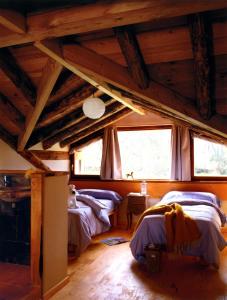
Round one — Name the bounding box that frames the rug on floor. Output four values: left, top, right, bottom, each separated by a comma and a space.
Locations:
101, 237, 129, 246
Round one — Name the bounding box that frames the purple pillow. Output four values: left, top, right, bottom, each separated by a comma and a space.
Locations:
77, 189, 122, 203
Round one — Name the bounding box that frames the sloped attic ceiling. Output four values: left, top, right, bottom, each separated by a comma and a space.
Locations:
0, 0, 226, 164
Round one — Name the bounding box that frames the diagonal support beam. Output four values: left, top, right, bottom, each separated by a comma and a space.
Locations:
114, 25, 149, 89
0, 48, 36, 106
189, 13, 214, 120
18, 58, 63, 150
62, 43, 227, 140
34, 40, 145, 115
18, 151, 51, 171
0, 9, 26, 34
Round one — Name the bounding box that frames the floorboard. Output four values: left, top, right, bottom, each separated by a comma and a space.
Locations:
50, 230, 227, 300
0, 263, 40, 300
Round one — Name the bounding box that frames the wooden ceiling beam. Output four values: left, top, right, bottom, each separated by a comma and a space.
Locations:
37, 83, 96, 129
1, 1, 227, 48
18, 151, 51, 171
0, 9, 26, 34
49, 72, 85, 103
0, 92, 25, 132
42, 101, 124, 149
0, 125, 17, 149
34, 40, 144, 115
30, 150, 69, 160
27, 97, 113, 148
63, 43, 227, 140
114, 25, 149, 89
27, 108, 84, 149
0, 48, 36, 106
18, 58, 63, 151
189, 13, 214, 120
70, 129, 104, 152
60, 107, 131, 147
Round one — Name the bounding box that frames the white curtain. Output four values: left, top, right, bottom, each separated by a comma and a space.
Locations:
171, 125, 191, 181
100, 126, 122, 180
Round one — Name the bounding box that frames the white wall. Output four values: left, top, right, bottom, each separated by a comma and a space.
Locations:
30, 142, 69, 172
0, 140, 33, 170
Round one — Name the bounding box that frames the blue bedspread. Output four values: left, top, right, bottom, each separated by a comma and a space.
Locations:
130, 191, 226, 268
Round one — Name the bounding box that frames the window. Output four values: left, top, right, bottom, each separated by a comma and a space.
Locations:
118, 128, 172, 179
193, 136, 227, 178
73, 139, 102, 175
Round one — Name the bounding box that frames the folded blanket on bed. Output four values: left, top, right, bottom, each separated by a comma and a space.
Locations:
134, 203, 201, 252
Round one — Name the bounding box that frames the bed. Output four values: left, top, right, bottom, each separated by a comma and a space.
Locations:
130, 191, 227, 268
68, 189, 122, 257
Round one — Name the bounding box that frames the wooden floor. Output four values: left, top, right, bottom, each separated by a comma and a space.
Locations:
0, 263, 40, 300
51, 230, 227, 300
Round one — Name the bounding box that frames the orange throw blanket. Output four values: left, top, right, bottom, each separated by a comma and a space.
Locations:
134, 203, 201, 252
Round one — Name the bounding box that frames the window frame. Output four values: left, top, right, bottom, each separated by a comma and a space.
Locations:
70, 139, 102, 180
117, 125, 172, 180
191, 134, 227, 181
70, 125, 173, 181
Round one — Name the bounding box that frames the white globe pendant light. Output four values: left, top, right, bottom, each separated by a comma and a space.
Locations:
82, 97, 105, 119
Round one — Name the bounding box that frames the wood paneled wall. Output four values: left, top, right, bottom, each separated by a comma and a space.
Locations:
72, 180, 227, 200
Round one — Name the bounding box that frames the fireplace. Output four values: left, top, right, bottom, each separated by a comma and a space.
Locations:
0, 197, 30, 265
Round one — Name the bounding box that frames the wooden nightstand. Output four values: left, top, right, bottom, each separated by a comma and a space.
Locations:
127, 193, 149, 229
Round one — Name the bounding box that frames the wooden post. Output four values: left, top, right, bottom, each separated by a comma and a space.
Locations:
30, 173, 43, 287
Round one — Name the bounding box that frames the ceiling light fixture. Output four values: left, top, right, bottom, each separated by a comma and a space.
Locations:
82, 97, 105, 119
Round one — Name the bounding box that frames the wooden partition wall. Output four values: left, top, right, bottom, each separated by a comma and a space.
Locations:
72, 179, 227, 201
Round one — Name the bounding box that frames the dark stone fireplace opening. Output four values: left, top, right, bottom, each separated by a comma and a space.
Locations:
0, 197, 30, 265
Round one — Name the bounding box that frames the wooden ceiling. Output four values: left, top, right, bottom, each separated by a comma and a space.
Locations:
0, 1, 226, 166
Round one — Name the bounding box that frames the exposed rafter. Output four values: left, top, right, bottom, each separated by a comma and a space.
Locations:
34, 40, 144, 115
18, 58, 63, 151
27, 97, 113, 149
60, 107, 131, 147
189, 13, 214, 120
49, 72, 85, 103
37, 83, 96, 129
0, 48, 36, 106
42, 101, 124, 149
0, 124, 17, 149
114, 25, 149, 89
63, 43, 227, 139
0, 1, 227, 48
70, 129, 104, 152
0, 92, 25, 133
0, 9, 26, 34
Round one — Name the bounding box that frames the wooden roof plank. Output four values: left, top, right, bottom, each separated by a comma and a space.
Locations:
1, 1, 227, 48
18, 58, 63, 150
0, 125, 17, 149
0, 92, 25, 132
0, 48, 36, 106
63, 43, 227, 140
